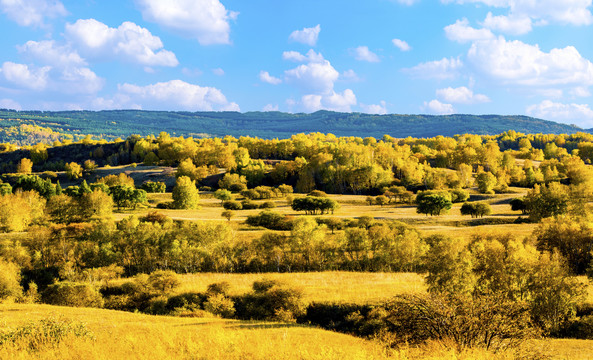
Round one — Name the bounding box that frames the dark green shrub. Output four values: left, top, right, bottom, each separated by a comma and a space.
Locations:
241, 279, 305, 322
141, 181, 166, 193
259, 201, 276, 209
241, 199, 258, 210
42, 281, 104, 308
223, 200, 242, 210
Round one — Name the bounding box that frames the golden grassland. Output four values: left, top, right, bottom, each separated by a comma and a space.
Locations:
115, 185, 535, 241
1, 304, 592, 360
175, 271, 427, 305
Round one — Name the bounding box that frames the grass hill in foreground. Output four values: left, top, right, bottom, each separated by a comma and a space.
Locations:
0, 109, 583, 145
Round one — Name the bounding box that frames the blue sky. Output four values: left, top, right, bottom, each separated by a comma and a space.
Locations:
1, 0, 593, 128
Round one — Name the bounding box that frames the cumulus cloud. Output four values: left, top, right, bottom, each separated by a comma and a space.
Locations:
259, 71, 282, 85
424, 99, 455, 115
482, 12, 532, 35
100, 80, 240, 111
212, 68, 225, 76
263, 104, 279, 111
65, 19, 178, 67
281, 50, 356, 112
526, 100, 593, 127
0, 98, 22, 110
444, 18, 494, 43
135, 0, 237, 45
404, 57, 463, 80
436, 86, 490, 104
392, 39, 411, 51
361, 101, 388, 114
442, 0, 593, 29
18, 40, 85, 68
0, 60, 103, 94
302, 89, 357, 112
341, 69, 361, 82
284, 56, 340, 94
282, 49, 324, 63
0, 0, 67, 28
0, 62, 50, 90
467, 36, 593, 89
289, 24, 321, 46
352, 46, 380, 63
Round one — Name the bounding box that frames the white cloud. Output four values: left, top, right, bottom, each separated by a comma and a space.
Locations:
0, 0, 67, 28
0, 62, 50, 90
285, 57, 340, 94
436, 86, 490, 104
526, 100, 593, 127
289, 24, 321, 46
302, 89, 357, 112
424, 99, 455, 115
353, 46, 380, 63
263, 104, 279, 111
259, 71, 282, 85
392, 39, 411, 51
282, 49, 324, 63
482, 12, 532, 35
572, 87, 592, 97
444, 18, 494, 43
65, 19, 178, 67
341, 69, 361, 82
0, 60, 104, 95
467, 36, 593, 89
442, 0, 593, 27
212, 68, 225, 76
112, 80, 239, 111
135, 0, 237, 45
18, 40, 86, 68
361, 101, 388, 114
404, 57, 464, 80
0, 98, 21, 110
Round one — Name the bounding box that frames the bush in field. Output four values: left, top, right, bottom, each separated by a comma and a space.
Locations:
416, 194, 452, 216
460, 202, 492, 218
241, 279, 305, 322
222, 200, 242, 210
204, 293, 236, 318
141, 181, 166, 193
382, 294, 535, 352
147, 270, 180, 293
0, 260, 22, 300
246, 211, 292, 230
42, 281, 104, 308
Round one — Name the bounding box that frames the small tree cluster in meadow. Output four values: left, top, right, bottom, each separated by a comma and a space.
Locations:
416, 193, 452, 216
141, 181, 166, 193
460, 202, 492, 218
291, 196, 338, 215
172, 176, 200, 209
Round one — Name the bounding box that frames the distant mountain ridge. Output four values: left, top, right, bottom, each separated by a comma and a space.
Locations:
0, 109, 585, 143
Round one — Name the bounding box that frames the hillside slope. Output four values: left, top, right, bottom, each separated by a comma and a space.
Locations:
0, 109, 584, 144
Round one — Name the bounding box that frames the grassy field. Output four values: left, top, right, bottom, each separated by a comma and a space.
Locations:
0, 304, 592, 360
174, 271, 426, 304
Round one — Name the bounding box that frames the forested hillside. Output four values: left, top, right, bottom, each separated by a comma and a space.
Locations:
0, 109, 583, 145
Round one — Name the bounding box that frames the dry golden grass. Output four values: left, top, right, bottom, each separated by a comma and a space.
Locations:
0, 304, 394, 360
175, 271, 427, 304
1, 304, 592, 360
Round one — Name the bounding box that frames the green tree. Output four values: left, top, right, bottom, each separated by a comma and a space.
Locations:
172, 176, 200, 209
416, 194, 452, 216
214, 189, 232, 206
476, 171, 497, 194
65, 162, 83, 180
